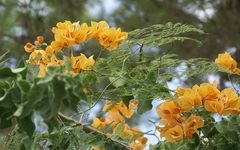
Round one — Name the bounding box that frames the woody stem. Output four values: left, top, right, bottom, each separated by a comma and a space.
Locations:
57, 112, 131, 150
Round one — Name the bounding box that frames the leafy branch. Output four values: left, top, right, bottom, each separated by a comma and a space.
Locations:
57, 112, 131, 150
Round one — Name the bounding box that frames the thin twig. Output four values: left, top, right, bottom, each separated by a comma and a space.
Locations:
79, 76, 122, 114
139, 43, 144, 62
228, 74, 240, 94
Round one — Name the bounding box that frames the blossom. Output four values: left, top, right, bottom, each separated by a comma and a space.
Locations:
204, 100, 224, 114
52, 21, 91, 48
102, 100, 136, 125
159, 125, 183, 142
71, 53, 95, 73
97, 28, 128, 50
156, 100, 182, 119
183, 115, 204, 138
130, 137, 148, 150
90, 21, 109, 38
91, 117, 106, 129
24, 42, 35, 53
215, 52, 237, 71
199, 81, 220, 101
204, 88, 240, 115
35, 35, 44, 45
27, 50, 48, 65
178, 85, 202, 111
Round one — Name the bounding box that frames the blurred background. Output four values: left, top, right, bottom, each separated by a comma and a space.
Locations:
1, 0, 240, 60
1, 0, 240, 148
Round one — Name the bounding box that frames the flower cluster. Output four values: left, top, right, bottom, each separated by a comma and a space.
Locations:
215, 51, 240, 75
24, 21, 128, 76
156, 81, 240, 142
91, 99, 148, 150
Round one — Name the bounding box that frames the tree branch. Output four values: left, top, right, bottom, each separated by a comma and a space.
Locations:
57, 112, 131, 150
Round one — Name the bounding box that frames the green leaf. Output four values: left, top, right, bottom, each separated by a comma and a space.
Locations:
18, 116, 35, 137
0, 112, 12, 129
0, 67, 15, 78
17, 80, 30, 94
13, 105, 24, 117
0, 89, 8, 102
11, 67, 26, 74
48, 77, 66, 119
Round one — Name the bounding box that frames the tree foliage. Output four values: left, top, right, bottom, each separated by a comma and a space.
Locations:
0, 20, 240, 150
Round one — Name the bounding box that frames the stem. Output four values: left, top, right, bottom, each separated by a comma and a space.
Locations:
227, 74, 239, 94
79, 76, 122, 114
57, 112, 131, 150
139, 43, 144, 62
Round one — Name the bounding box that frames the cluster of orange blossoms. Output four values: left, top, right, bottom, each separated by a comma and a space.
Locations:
91, 99, 148, 150
156, 81, 240, 142
215, 51, 240, 75
24, 21, 128, 76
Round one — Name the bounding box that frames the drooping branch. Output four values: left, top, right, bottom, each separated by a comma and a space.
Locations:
57, 112, 131, 150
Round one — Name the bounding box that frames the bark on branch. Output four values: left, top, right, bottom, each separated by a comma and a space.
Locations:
57, 112, 131, 150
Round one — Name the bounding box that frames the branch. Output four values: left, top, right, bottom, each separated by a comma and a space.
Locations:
57, 112, 131, 150
139, 43, 144, 62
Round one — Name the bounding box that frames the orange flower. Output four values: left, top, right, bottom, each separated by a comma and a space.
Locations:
215, 52, 237, 71
218, 88, 240, 115
130, 137, 148, 150
97, 28, 128, 50
116, 101, 134, 118
27, 50, 49, 65
71, 53, 95, 73
102, 100, 135, 125
52, 21, 91, 48
133, 99, 139, 105
91, 117, 106, 129
24, 42, 35, 53
183, 115, 204, 138
175, 87, 191, 97
178, 86, 202, 111
35, 35, 44, 45
204, 100, 224, 114
90, 21, 109, 38
159, 125, 183, 142
156, 100, 181, 119
199, 81, 220, 101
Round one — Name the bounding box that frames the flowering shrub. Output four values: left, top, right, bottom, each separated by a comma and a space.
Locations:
0, 20, 240, 150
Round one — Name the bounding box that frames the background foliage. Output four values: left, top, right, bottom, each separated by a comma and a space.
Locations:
1, 0, 240, 149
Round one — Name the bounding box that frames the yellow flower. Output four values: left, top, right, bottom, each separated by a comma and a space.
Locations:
204, 100, 224, 114
39, 63, 47, 77
183, 115, 204, 138
156, 100, 181, 119
218, 88, 240, 115
27, 50, 49, 65
175, 87, 190, 97
130, 137, 148, 150
159, 125, 183, 143
215, 52, 237, 71
116, 100, 134, 118
199, 81, 220, 101
90, 21, 109, 38
178, 85, 202, 111
102, 100, 135, 125
97, 28, 128, 50
46, 41, 65, 54
48, 54, 64, 66
52, 21, 91, 48
34, 35, 44, 45
71, 53, 95, 73
91, 117, 106, 129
